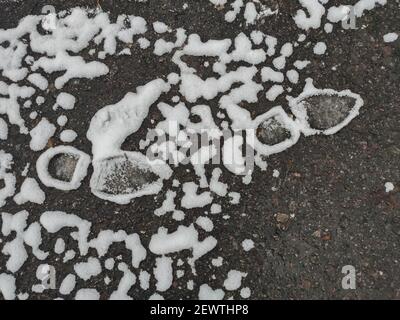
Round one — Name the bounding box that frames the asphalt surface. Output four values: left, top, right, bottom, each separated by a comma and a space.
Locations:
0, 0, 399, 299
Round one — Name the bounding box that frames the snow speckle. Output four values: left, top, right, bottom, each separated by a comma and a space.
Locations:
0, 118, 8, 140
0, 273, 16, 300
223, 270, 247, 291
240, 287, 251, 298
74, 257, 102, 281
383, 32, 398, 43
55, 93, 76, 110
241, 239, 255, 252
29, 118, 56, 151
385, 182, 394, 193
154, 256, 173, 292
313, 42, 327, 55
75, 288, 100, 300
60, 130, 78, 143
198, 284, 225, 300
59, 274, 76, 295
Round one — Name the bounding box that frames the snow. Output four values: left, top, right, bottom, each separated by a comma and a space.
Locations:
36, 146, 91, 191
210, 168, 228, 196
75, 288, 100, 300
385, 182, 394, 193
241, 239, 255, 252
250, 31, 264, 45
105, 258, 115, 270
40, 211, 91, 255
180, 66, 258, 103
327, 1, 387, 24
244, 2, 257, 25
139, 270, 151, 290
1, 211, 30, 272
228, 192, 241, 204
13, 178, 45, 205
265, 35, 277, 56
294, 0, 325, 30
154, 28, 187, 56
63, 249, 76, 263
187, 280, 194, 291
212, 257, 223, 267
154, 256, 173, 292
88, 230, 146, 268
154, 190, 177, 216
353, 0, 387, 18
261, 67, 284, 83
54, 238, 66, 254
60, 129, 78, 143
59, 274, 76, 295
222, 135, 247, 175
314, 42, 327, 55
34, 55, 108, 90
0, 151, 16, 207
223, 270, 247, 291
272, 55, 286, 70
181, 182, 213, 209
23, 222, 47, 261
196, 216, 214, 232
324, 23, 333, 33
0, 118, 9, 140
176, 269, 185, 278
198, 284, 225, 300
21, 163, 30, 177
29, 118, 56, 151
281, 42, 293, 57
0, 86, 34, 136
36, 96, 45, 105
266, 84, 284, 101
383, 33, 398, 43
138, 37, 150, 49
27, 73, 48, 91
209, 0, 227, 6
57, 115, 68, 127
231, 33, 266, 65
109, 263, 136, 300
87, 77, 172, 203
29, 112, 37, 120
153, 21, 169, 34
55, 93, 76, 110
286, 69, 299, 84
210, 203, 222, 215
89, 151, 171, 204
118, 48, 131, 56
327, 5, 353, 23
294, 60, 311, 70
225, 0, 244, 23
74, 257, 102, 281
172, 211, 185, 221
149, 293, 164, 300
0, 273, 16, 300
149, 224, 217, 264
240, 287, 251, 298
